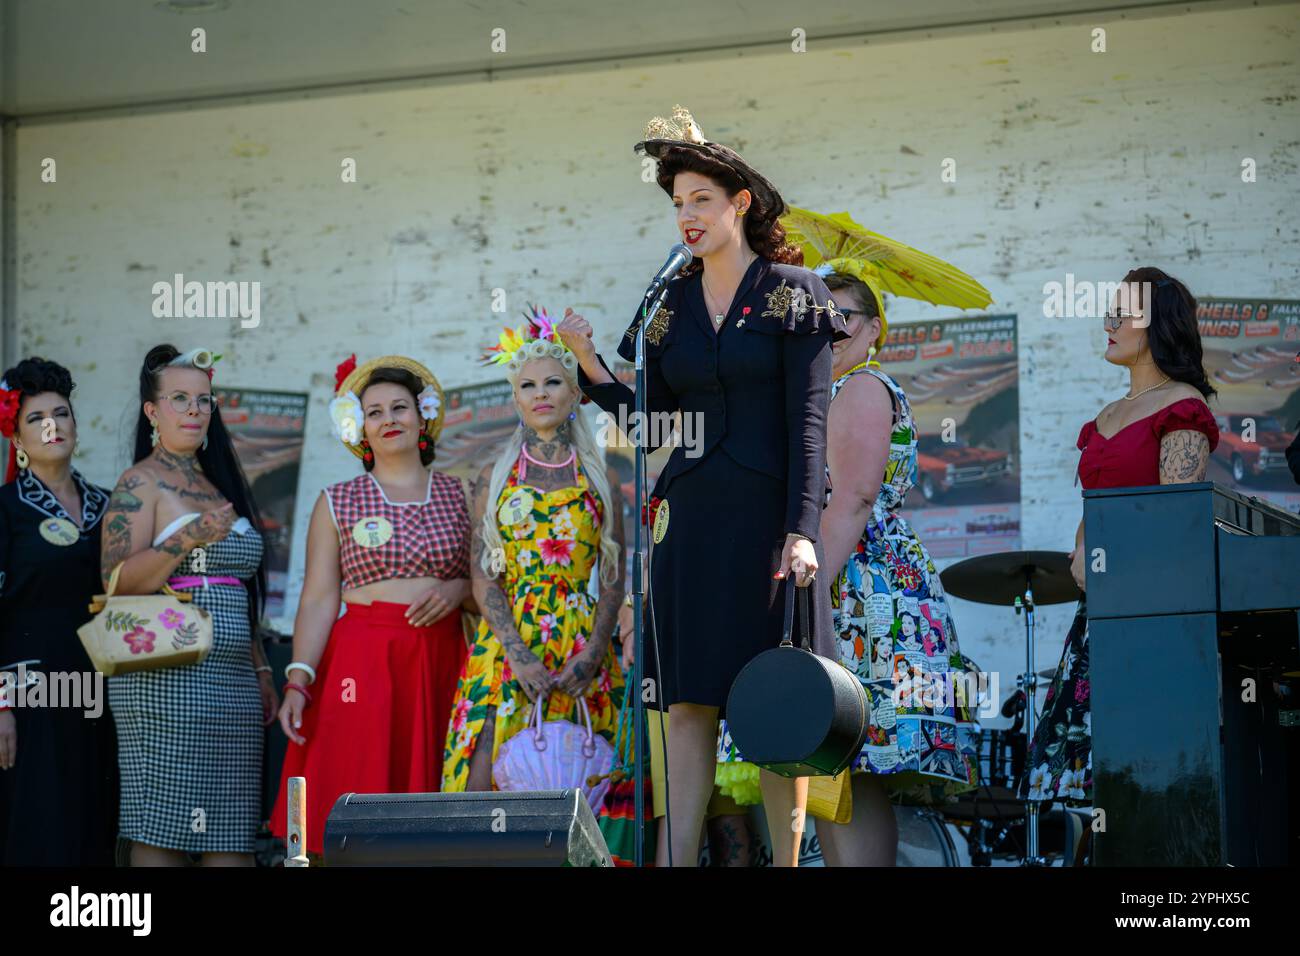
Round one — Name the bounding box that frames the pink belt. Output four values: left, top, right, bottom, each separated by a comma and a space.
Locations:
168, 575, 242, 589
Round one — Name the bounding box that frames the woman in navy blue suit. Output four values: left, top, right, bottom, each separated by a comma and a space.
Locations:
558, 106, 847, 866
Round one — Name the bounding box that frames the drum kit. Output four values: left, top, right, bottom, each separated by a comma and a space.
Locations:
933, 549, 1084, 867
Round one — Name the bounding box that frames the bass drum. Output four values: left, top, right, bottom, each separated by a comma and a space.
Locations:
895, 806, 961, 867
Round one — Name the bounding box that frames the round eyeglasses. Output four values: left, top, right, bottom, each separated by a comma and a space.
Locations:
159, 391, 219, 415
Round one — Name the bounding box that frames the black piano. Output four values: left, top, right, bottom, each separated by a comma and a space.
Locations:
1084, 482, 1300, 866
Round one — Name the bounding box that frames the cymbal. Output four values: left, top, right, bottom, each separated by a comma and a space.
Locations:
940, 550, 1081, 606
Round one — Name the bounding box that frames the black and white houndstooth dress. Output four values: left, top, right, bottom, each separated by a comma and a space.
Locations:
108, 522, 264, 854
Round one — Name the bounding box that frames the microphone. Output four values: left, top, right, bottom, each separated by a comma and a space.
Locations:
642, 243, 693, 301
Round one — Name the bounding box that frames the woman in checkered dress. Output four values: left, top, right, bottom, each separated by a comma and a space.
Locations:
270, 356, 473, 857
101, 345, 275, 865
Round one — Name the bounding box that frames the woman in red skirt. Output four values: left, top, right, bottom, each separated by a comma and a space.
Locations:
271, 354, 474, 856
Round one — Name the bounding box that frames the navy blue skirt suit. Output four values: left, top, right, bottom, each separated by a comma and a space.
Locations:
579, 257, 850, 715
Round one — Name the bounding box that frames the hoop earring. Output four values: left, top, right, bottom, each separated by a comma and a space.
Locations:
150, 421, 160, 447
15, 447, 29, 469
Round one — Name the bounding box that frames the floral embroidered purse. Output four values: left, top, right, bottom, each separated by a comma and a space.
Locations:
76, 563, 213, 676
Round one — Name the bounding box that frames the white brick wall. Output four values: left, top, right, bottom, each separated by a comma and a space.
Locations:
13, 4, 1299, 711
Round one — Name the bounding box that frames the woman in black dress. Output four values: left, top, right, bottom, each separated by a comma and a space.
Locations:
0, 357, 117, 865
558, 106, 848, 866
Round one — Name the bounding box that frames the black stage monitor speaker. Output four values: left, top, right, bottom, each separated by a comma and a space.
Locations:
322, 789, 613, 866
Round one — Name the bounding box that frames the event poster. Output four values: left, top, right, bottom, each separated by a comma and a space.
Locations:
436, 380, 521, 481
876, 314, 1022, 558
215, 388, 309, 619
1196, 296, 1300, 516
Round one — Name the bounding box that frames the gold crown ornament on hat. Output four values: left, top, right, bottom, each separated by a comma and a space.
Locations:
643, 105, 709, 146
637, 105, 788, 216
329, 354, 445, 460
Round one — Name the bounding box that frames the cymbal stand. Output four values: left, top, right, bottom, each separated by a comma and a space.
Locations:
1014, 574, 1047, 866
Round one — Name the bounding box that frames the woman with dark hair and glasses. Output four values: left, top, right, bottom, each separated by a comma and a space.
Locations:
1023, 268, 1218, 805
101, 344, 273, 866
558, 106, 849, 866
0, 357, 117, 865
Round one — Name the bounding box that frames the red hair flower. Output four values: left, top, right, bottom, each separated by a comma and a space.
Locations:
334, 354, 357, 392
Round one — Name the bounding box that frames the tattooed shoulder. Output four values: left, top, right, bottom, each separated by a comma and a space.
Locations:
1159, 429, 1210, 484
102, 469, 153, 585
107, 472, 149, 513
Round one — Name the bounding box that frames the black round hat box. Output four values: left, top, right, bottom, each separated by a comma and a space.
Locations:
725, 582, 869, 777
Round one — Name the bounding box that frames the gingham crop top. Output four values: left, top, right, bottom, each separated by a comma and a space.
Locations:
324, 471, 472, 592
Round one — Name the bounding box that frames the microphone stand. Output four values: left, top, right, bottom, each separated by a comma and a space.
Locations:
632, 284, 670, 867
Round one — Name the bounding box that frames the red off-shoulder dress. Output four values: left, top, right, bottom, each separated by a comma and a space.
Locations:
1075, 397, 1219, 490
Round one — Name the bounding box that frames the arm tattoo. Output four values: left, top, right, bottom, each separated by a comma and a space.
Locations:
107, 475, 145, 513
153, 536, 185, 557
584, 482, 627, 660
1159, 430, 1209, 483
102, 513, 135, 586
469, 466, 534, 666
102, 472, 145, 586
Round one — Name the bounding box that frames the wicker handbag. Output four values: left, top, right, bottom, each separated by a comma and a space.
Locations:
76, 564, 213, 676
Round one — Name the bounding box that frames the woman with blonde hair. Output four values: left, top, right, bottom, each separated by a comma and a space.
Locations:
442, 308, 625, 793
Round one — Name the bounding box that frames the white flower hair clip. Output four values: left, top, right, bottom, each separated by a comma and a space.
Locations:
170, 348, 219, 370
416, 384, 441, 421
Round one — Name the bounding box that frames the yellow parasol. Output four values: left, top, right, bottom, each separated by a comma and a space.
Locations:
781, 206, 994, 320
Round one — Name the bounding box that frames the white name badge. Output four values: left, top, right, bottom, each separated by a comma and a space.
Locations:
497, 489, 535, 527
40, 517, 80, 547
351, 516, 394, 549
652, 499, 670, 544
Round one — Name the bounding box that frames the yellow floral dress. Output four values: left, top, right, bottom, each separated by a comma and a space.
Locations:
441, 461, 623, 792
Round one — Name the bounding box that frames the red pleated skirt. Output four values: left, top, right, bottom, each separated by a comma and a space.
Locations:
270, 601, 467, 855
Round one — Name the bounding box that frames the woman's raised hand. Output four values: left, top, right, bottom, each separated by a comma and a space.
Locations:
556, 309, 596, 363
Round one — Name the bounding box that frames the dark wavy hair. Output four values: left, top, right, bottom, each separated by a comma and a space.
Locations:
135, 344, 267, 634
1121, 267, 1216, 400
652, 146, 801, 274
3, 356, 75, 408
359, 366, 436, 471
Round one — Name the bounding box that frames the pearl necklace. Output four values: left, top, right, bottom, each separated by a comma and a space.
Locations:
1122, 375, 1170, 401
